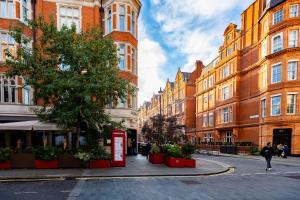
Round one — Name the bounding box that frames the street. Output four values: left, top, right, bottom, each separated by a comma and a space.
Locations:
1, 155, 300, 200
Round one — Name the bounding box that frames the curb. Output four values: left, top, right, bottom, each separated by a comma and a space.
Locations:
0, 167, 234, 183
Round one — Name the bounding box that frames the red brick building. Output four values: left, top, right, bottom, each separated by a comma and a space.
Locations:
0, 0, 141, 150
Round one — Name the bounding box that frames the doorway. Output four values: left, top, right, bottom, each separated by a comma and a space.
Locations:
127, 129, 137, 156
273, 129, 292, 155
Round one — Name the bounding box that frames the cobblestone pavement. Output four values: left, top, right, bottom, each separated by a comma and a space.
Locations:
1, 155, 300, 200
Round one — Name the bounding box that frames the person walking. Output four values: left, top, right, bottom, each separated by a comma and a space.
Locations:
282, 145, 288, 158
277, 143, 283, 157
261, 142, 274, 171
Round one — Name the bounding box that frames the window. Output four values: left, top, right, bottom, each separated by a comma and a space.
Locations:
272, 33, 283, 53
272, 63, 282, 83
203, 113, 207, 127
131, 11, 135, 35
290, 4, 299, 18
208, 76, 214, 87
223, 107, 229, 123
59, 6, 80, 32
227, 48, 232, 56
261, 39, 268, 57
21, 0, 30, 22
262, 67, 268, 88
287, 94, 296, 114
263, 19, 269, 34
118, 44, 125, 70
223, 86, 229, 100
261, 99, 267, 118
107, 8, 112, 33
288, 61, 298, 81
273, 9, 283, 25
209, 112, 214, 127
204, 133, 213, 143
271, 95, 281, 116
0, 0, 15, 18
223, 131, 233, 143
23, 85, 30, 105
0, 32, 15, 61
119, 5, 125, 31
289, 30, 298, 48
117, 97, 126, 108
223, 65, 229, 78
131, 47, 136, 74
0, 77, 17, 103
234, 42, 238, 51
203, 80, 207, 90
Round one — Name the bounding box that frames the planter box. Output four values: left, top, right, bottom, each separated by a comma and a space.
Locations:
35, 160, 59, 169
0, 161, 11, 169
59, 154, 81, 168
165, 157, 185, 168
149, 153, 165, 164
11, 153, 35, 169
184, 159, 196, 168
90, 160, 110, 168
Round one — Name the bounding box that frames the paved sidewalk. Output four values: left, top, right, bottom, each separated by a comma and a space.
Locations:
197, 150, 300, 165
0, 155, 231, 181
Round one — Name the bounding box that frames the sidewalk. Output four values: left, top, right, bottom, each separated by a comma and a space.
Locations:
197, 150, 300, 165
0, 155, 231, 182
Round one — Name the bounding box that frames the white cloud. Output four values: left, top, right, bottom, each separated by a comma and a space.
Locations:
151, 0, 254, 71
138, 21, 167, 106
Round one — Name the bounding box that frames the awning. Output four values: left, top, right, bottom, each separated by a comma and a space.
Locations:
0, 120, 63, 131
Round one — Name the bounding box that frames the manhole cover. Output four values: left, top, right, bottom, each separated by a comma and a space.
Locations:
180, 180, 201, 185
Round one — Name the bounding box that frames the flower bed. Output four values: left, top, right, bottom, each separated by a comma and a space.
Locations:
0, 161, 11, 169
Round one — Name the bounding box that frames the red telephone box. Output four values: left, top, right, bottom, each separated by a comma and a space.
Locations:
111, 129, 126, 167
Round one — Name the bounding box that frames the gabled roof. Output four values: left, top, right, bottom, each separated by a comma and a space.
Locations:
182, 72, 191, 81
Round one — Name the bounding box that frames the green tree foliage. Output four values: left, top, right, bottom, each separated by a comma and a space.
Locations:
3, 18, 134, 147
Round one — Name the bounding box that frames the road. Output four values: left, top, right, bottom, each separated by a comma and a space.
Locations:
1, 155, 300, 200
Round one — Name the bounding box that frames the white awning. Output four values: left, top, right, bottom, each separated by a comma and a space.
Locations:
0, 120, 63, 131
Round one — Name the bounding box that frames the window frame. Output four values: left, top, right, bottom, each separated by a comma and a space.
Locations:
273, 9, 283, 25
119, 4, 126, 32
290, 4, 299, 18
118, 43, 126, 70
0, 0, 15, 19
286, 93, 297, 115
271, 63, 282, 84
289, 29, 298, 48
271, 94, 281, 116
288, 60, 298, 81
58, 5, 81, 33
261, 98, 267, 118
271, 32, 283, 53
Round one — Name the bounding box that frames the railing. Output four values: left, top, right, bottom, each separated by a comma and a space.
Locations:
197, 142, 258, 155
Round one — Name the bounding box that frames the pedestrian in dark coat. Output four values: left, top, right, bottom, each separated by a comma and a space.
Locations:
261, 142, 274, 171
282, 145, 288, 158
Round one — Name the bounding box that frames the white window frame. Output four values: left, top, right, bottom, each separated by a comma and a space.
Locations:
261, 39, 268, 58
131, 11, 136, 36
261, 98, 266, 118
271, 63, 282, 84
271, 95, 281, 116
209, 112, 214, 127
290, 4, 299, 18
288, 60, 298, 81
223, 65, 230, 78
273, 9, 283, 25
118, 43, 126, 70
261, 66, 268, 88
0, 76, 18, 103
106, 7, 112, 34
222, 107, 229, 123
0, 0, 15, 19
289, 30, 298, 48
287, 93, 297, 115
227, 47, 232, 56
0, 31, 16, 61
271, 32, 283, 53
57, 5, 81, 33
203, 113, 207, 127
222, 86, 229, 100
119, 4, 125, 32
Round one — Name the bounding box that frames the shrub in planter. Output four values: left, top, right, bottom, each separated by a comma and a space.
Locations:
33, 147, 60, 169
164, 145, 185, 167
74, 150, 91, 168
89, 146, 111, 168
182, 143, 196, 168
0, 148, 11, 169
149, 144, 164, 164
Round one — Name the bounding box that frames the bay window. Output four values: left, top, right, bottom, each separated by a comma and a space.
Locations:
118, 44, 125, 70
273, 9, 283, 25
119, 5, 125, 31
271, 95, 281, 116
271, 63, 282, 83
287, 94, 296, 114
131, 11, 135, 35
288, 61, 298, 81
272, 33, 283, 53
289, 30, 298, 48
290, 4, 299, 18
107, 8, 112, 33
261, 98, 266, 118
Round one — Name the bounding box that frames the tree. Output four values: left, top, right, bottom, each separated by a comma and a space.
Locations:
165, 116, 184, 144
3, 18, 134, 148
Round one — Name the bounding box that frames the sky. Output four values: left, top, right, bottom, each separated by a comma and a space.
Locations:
138, 0, 255, 106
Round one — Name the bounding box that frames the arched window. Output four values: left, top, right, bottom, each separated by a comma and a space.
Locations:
10, 80, 15, 103
3, 79, 9, 102
1, 77, 17, 103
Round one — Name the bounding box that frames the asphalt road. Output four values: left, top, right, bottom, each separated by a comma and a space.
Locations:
1, 155, 300, 200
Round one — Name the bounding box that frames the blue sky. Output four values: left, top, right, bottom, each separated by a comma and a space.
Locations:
138, 0, 254, 105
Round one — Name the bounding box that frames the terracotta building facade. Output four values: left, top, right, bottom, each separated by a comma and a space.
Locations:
196, 0, 300, 155
138, 67, 200, 143
0, 0, 141, 149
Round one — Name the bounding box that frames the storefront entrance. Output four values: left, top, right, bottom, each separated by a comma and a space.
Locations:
127, 129, 137, 156
273, 129, 292, 155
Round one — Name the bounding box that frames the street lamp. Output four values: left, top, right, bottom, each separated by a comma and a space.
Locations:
158, 87, 163, 116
